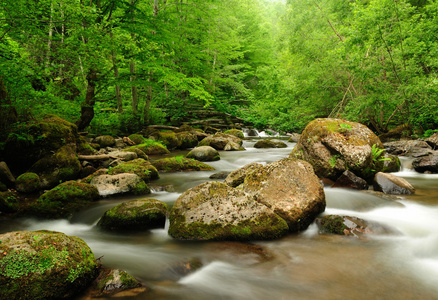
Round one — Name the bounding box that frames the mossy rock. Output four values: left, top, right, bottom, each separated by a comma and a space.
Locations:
97, 199, 168, 231
108, 158, 159, 183
125, 140, 170, 155
151, 156, 215, 172
168, 181, 289, 241
290, 118, 384, 181
186, 146, 220, 162
4, 115, 80, 173
128, 134, 147, 145
0, 230, 98, 300
149, 131, 180, 150
92, 268, 142, 297
0, 190, 19, 213
254, 139, 287, 149
29, 181, 100, 218
94, 135, 116, 148
90, 173, 151, 196
198, 133, 243, 150
223, 129, 244, 139
15, 172, 41, 194
76, 135, 96, 155
382, 154, 401, 173
0, 182, 7, 192
29, 145, 81, 189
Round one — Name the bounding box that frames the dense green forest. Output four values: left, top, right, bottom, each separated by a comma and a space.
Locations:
1, 0, 437, 137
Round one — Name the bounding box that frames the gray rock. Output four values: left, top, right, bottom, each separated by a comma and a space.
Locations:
107, 150, 138, 161
90, 173, 150, 196
186, 146, 220, 161
332, 170, 368, 190
425, 132, 438, 150
373, 172, 415, 195
224, 162, 263, 188
384, 140, 432, 157
0, 161, 15, 187
412, 153, 438, 173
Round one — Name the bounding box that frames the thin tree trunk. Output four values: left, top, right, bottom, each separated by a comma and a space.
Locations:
110, 31, 123, 113
76, 68, 97, 131
130, 0, 139, 114
45, 1, 54, 71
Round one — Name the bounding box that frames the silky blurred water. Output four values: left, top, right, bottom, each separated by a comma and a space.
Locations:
2, 139, 438, 300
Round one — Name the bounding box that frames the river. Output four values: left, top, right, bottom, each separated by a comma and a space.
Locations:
1, 139, 438, 299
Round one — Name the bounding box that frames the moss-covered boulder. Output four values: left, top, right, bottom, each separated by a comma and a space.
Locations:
242, 158, 325, 232
198, 133, 243, 150
128, 133, 147, 145
29, 145, 81, 189
94, 135, 116, 148
176, 131, 199, 149
186, 146, 220, 162
0, 230, 98, 300
224, 162, 263, 188
3, 115, 80, 173
223, 129, 244, 139
30, 181, 99, 218
15, 172, 41, 194
315, 215, 397, 237
91, 268, 142, 297
124, 140, 170, 156
290, 118, 384, 181
152, 156, 215, 172
108, 158, 159, 182
169, 181, 289, 241
382, 154, 401, 173
0, 191, 19, 214
97, 199, 168, 231
90, 174, 150, 196
254, 139, 287, 149
148, 130, 198, 150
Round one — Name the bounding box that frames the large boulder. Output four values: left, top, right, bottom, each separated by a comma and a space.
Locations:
186, 146, 220, 162
168, 181, 289, 241
373, 172, 415, 195
382, 154, 401, 173
224, 162, 263, 188
412, 153, 438, 173
290, 118, 384, 181
0, 161, 15, 188
108, 158, 159, 182
151, 156, 215, 172
223, 129, 244, 139
198, 133, 244, 150
3, 115, 80, 173
0, 230, 98, 300
384, 140, 433, 157
97, 199, 168, 231
242, 158, 325, 232
148, 130, 198, 150
15, 172, 41, 194
90, 174, 150, 196
94, 135, 116, 148
425, 132, 438, 150
124, 141, 170, 156
29, 145, 81, 189
29, 181, 100, 218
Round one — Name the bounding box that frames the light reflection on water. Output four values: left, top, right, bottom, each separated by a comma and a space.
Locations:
2, 139, 438, 299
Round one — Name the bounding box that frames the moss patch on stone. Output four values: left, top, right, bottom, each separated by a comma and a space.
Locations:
15, 172, 41, 194
152, 156, 215, 172
0, 191, 19, 214
125, 140, 170, 155
223, 129, 244, 139
108, 158, 159, 182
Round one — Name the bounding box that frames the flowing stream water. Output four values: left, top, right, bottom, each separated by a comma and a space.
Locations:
1, 140, 438, 299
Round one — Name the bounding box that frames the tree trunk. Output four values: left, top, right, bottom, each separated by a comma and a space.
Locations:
110, 31, 122, 113
76, 68, 97, 131
130, 0, 139, 114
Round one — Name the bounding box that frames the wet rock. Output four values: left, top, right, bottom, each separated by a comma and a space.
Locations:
0, 190, 19, 213
128, 133, 147, 145
108, 158, 159, 182
290, 118, 384, 181
90, 173, 150, 196
0, 230, 98, 300
91, 268, 142, 297
254, 139, 287, 149
288, 133, 301, 143
384, 140, 432, 157
209, 171, 230, 179
412, 153, 438, 173
186, 146, 220, 162
382, 154, 401, 173
224, 162, 263, 188
316, 214, 398, 237
223, 129, 244, 139
0, 161, 15, 187
242, 158, 326, 232
124, 141, 170, 155
97, 199, 167, 231
198, 133, 243, 150
15, 172, 41, 194
332, 170, 368, 190
244, 128, 259, 137
224, 141, 244, 151
159, 258, 203, 281
168, 181, 289, 241
29, 145, 82, 189
29, 181, 100, 218
206, 241, 275, 263
151, 156, 214, 172
94, 135, 116, 148
373, 172, 415, 195
425, 132, 438, 150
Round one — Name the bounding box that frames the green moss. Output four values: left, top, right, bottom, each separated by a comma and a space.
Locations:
128, 134, 147, 145
131, 181, 151, 195
224, 129, 245, 139
30, 181, 99, 218
152, 156, 215, 172
15, 172, 41, 193
317, 215, 347, 234
125, 140, 169, 155
0, 191, 19, 213
108, 158, 159, 182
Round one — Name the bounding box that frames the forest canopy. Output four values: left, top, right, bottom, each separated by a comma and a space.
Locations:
0, 0, 437, 136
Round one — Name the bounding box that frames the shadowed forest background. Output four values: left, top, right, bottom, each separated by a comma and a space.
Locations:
1, 0, 437, 139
